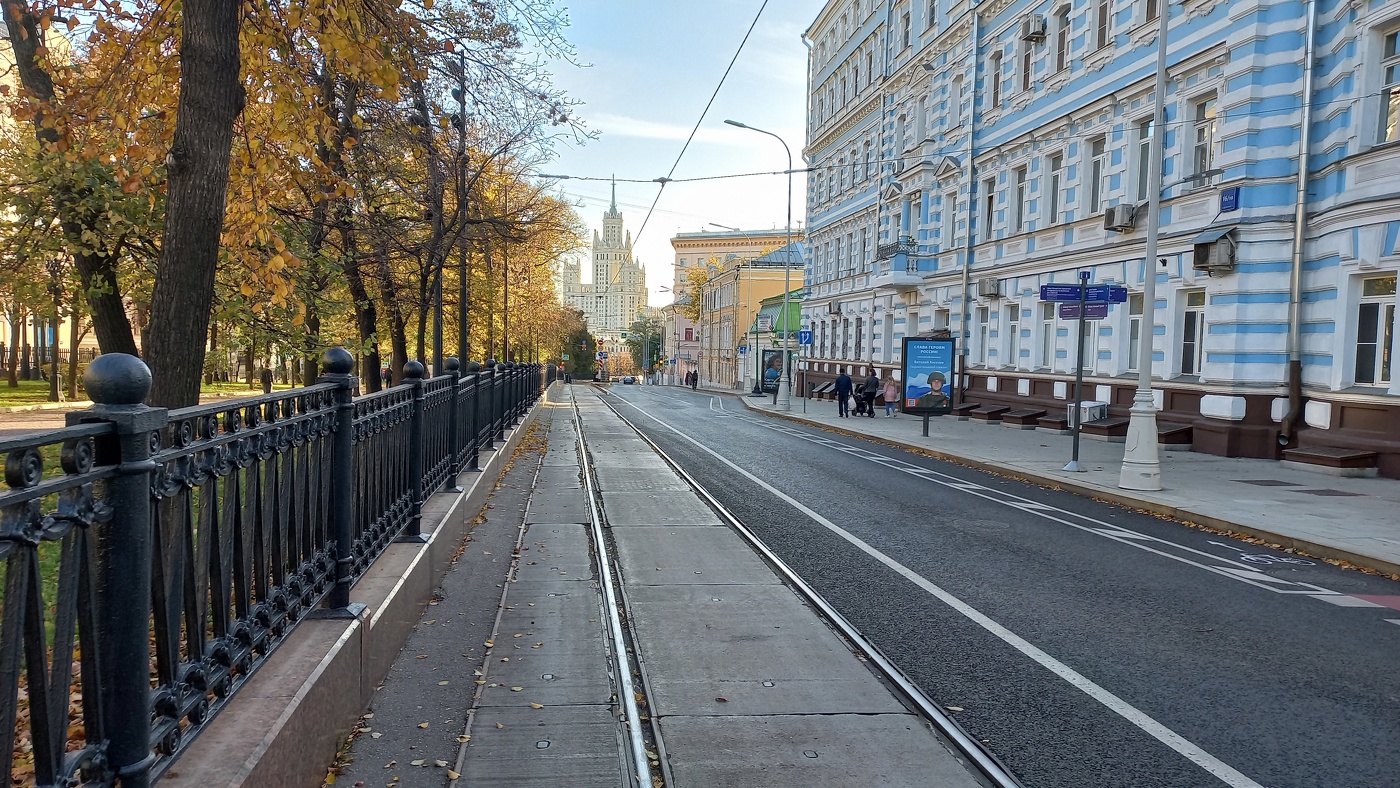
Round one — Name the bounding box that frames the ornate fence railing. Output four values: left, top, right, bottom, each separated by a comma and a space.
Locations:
0, 349, 543, 788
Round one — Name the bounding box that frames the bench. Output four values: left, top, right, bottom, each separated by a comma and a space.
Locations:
1157, 423, 1193, 451
1081, 416, 1130, 442
1036, 415, 1070, 434
969, 405, 1011, 423
951, 403, 978, 421
1001, 408, 1046, 430
1281, 446, 1379, 478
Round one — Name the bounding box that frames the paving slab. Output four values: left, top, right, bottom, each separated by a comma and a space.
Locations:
524, 489, 589, 523
516, 523, 595, 582
589, 452, 670, 469
613, 527, 781, 586
601, 491, 722, 526
460, 704, 627, 788
479, 582, 611, 707
533, 466, 583, 490
592, 466, 689, 492
626, 583, 907, 716
657, 714, 982, 788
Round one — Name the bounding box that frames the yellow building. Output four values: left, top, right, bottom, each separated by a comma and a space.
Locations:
696, 242, 805, 389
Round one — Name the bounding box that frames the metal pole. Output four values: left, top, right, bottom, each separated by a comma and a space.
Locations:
1280, 0, 1319, 448
1065, 271, 1089, 472
402, 360, 428, 542
318, 348, 358, 609
958, 12, 979, 408
1118, 0, 1170, 490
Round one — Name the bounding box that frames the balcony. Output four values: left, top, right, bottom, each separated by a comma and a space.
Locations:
876, 236, 917, 261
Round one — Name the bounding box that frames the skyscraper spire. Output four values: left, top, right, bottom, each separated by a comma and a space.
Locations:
610, 175, 616, 213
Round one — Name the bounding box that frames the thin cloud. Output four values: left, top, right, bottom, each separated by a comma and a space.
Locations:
587, 113, 749, 145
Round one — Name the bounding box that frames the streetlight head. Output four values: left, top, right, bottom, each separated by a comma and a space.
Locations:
723, 119, 747, 129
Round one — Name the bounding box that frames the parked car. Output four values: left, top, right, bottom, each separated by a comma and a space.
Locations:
621, 376, 636, 384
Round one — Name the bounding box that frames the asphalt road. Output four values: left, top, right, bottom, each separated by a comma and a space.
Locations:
597, 384, 1400, 788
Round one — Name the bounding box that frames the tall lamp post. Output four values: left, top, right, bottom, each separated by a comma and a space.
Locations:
724, 119, 794, 411
1118, 0, 1170, 491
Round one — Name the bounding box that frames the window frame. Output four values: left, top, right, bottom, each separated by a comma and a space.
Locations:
1012, 166, 1029, 233
1134, 116, 1154, 202
981, 178, 997, 242
1021, 39, 1036, 92
1088, 136, 1107, 214
1191, 94, 1219, 186
1040, 301, 1057, 369
1180, 290, 1206, 376
1046, 152, 1064, 224
1007, 304, 1022, 368
1355, 275, 1396, 386
1054, 6, 1072, 73
1381, 27, 1400, 143
1127, 293, 1144, 372
943, 190, 958, 250
989, 51, 1003, 107
1096, 0, 1112, 50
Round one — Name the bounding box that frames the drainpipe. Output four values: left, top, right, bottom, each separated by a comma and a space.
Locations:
958, 7, 980, 406
1280, 0, 1318, 447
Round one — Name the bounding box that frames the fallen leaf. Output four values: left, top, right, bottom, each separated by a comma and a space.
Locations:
363, 714, 375, 719
417, 722, 430, 729
529, 703, 543, 709
715, 697, 727, 703
384, 761, 396, 768
946, 706, 964, 712
371, 732, 383, 739
513, 634, 523, 638
416, 655, 429, 660
495, 722, 504, 729
456, 735, 471, 743
438, 681, 449, 686
510, 686, 523, 692
410, 759, 425, 767
435, 760, 448, 767
447, 770, 461, 779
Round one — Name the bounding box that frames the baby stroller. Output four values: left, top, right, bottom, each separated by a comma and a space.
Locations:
852, 385, 871, 417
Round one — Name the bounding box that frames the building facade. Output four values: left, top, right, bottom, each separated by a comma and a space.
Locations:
695, 243, 806, 388
803, 0, 1400, 476
560, 184, 648, 342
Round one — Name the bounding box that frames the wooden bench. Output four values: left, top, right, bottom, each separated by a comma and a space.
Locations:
1157, 422, 1193, 450
1281, 446, 1379, 478
1081, 416, 1130, 442
1036, 415, 1070, 434
951, 403, 978, 421
1001, 408, 1046, 429
969, 405, 1011, 423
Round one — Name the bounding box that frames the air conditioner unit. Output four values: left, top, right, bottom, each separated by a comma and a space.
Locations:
1192, 229, 1236, 274
1068, 401, 1108, 425
1020, 14, 1047, 41
1103, 204, 1136, 232
976, 277, 1002, 298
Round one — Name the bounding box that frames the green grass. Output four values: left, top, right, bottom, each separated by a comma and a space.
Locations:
0, 379, 68, 408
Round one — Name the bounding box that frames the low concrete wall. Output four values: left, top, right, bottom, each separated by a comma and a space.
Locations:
162, 394, 549, 788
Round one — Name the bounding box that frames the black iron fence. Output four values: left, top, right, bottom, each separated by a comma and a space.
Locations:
0, 349, 544, 788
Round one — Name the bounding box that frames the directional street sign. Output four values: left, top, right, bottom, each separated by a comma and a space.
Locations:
1085, 284, 1129, 303
738, 345, 748, 355
797, 329, 814, 346
596, 351, 608, 360
561, 353, 570, 360
1059, 302, 1109, 320
1040, 283, 1085, 302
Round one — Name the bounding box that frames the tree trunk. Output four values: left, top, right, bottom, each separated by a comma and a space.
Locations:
2, 3, 140, 357
6, 310, 19, 387
484, 237, 495, 359
375, 245, 408, 385
144, 0, 245, 407
67, 315, 81, 400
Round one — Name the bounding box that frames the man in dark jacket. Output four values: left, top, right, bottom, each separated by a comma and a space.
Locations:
833, 370, 853, 417
862, 370, 880, 418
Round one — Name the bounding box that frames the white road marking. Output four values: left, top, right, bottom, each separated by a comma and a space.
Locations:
1385, 619, 1400, 627
730, 414, 1349, 602
617, 397, 1267, 788
1312, 595, 1385, 608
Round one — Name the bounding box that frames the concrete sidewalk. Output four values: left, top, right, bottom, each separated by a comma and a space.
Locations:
334, 388, 991, 788
731, 391, 1400, 577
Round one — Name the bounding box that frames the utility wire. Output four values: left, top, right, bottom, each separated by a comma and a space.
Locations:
630, 0, 773, 247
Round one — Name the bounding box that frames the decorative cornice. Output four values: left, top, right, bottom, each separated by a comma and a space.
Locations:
809, 93, 882, 155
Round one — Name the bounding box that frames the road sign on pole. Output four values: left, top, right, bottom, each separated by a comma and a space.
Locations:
738, 345, 748, 355
1059, 302, 1109, 320
1085, 284, 1129, 303
1040, 283, 1086, 302
797, 329, 813, 345
596, 351, 608, 360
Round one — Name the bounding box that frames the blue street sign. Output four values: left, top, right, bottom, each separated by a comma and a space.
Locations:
596, 351, 608, 359
738, 345, 748, 355
1040, 283, 1085, 302
1085, 284, 1129, 303
1059, 302, 1109, 320
797, 329, 813, 345
1220, 186, 1241, 213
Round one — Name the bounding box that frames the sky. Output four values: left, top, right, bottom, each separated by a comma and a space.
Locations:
537, 0, 824, 305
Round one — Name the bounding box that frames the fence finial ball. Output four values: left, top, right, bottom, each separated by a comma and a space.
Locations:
404, 360, 426, 379
445, 357, 461, 372
467, 361, 482, 373
322, 347, 355, 375
84, 353, 152, 405
485, 358, 498, 370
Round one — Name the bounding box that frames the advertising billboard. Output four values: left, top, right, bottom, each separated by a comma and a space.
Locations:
900, 337, 955, 415
759, 349, 793, 393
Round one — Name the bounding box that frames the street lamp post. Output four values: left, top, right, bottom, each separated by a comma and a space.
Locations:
724, 120, 794, 412
1118, 0, 1170, 491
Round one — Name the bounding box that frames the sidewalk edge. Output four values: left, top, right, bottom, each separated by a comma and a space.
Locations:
737, 396, 1400, 579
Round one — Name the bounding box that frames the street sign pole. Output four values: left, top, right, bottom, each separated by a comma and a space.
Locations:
1065, 271, 1091, 473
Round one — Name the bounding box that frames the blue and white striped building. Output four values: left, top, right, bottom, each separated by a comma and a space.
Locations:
801, 0, 1400, 475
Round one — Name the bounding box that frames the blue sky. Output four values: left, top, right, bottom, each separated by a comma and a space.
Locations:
540, 0, 823, 304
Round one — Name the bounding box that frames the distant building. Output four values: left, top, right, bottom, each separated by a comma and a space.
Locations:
561, 181, 648, 342
802, 0, 1400, 476
695, 242, 806, 389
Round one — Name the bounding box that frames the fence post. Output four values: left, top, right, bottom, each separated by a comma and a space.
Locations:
495, 361, 508, 440
467, 360, 483, 465
402, 360, 428, 542
317, 348, 360, 613
504, 361, 517, 426
445, 357, 462, 489
73, 353, 166, 788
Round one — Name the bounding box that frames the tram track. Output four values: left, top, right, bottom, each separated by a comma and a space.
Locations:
582, 385, 1024, 788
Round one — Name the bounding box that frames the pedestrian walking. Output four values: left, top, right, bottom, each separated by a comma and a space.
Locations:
882, 376, 900, 418
862, 370, 880, 418
834, 369, 853, 418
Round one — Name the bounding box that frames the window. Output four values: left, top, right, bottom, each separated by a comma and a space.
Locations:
1040, 301, 1057, 367
1046, 153, 1063, 224
1089, 137, 1106, 213
943, 191, 958, 249
1181, 290, 1206, 375
1144, 0, 1158, 23
1356, 275, 1396, 385
902, 13, 912, 48
1382, 29, 1400, 142
1127, 293, 1144, 372
855, 318, 865, 359
854, 62, 861, 91
840, 77, 848, 103
1012, 166, 1028, 233
977, 306, 991, 364
1135, 117, 1154, 202
1054, 7, 1071, 72
1021, 40, 1035, 91
989, 52, 1003, 107
685, 327, 694, 342
1096, 0, 1112, 49
1080, 319, 1099, 372
1007, 305, 1022, 367
1192, 96, 1218, 182
842, 318, 851, 358
952, 74, 965, 117
982, 178, 997, 241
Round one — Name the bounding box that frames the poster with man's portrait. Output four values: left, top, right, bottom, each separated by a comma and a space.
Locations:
901, 338, 955, 415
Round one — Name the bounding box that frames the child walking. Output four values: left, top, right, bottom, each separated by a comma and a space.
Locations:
882, 376, 900, 417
